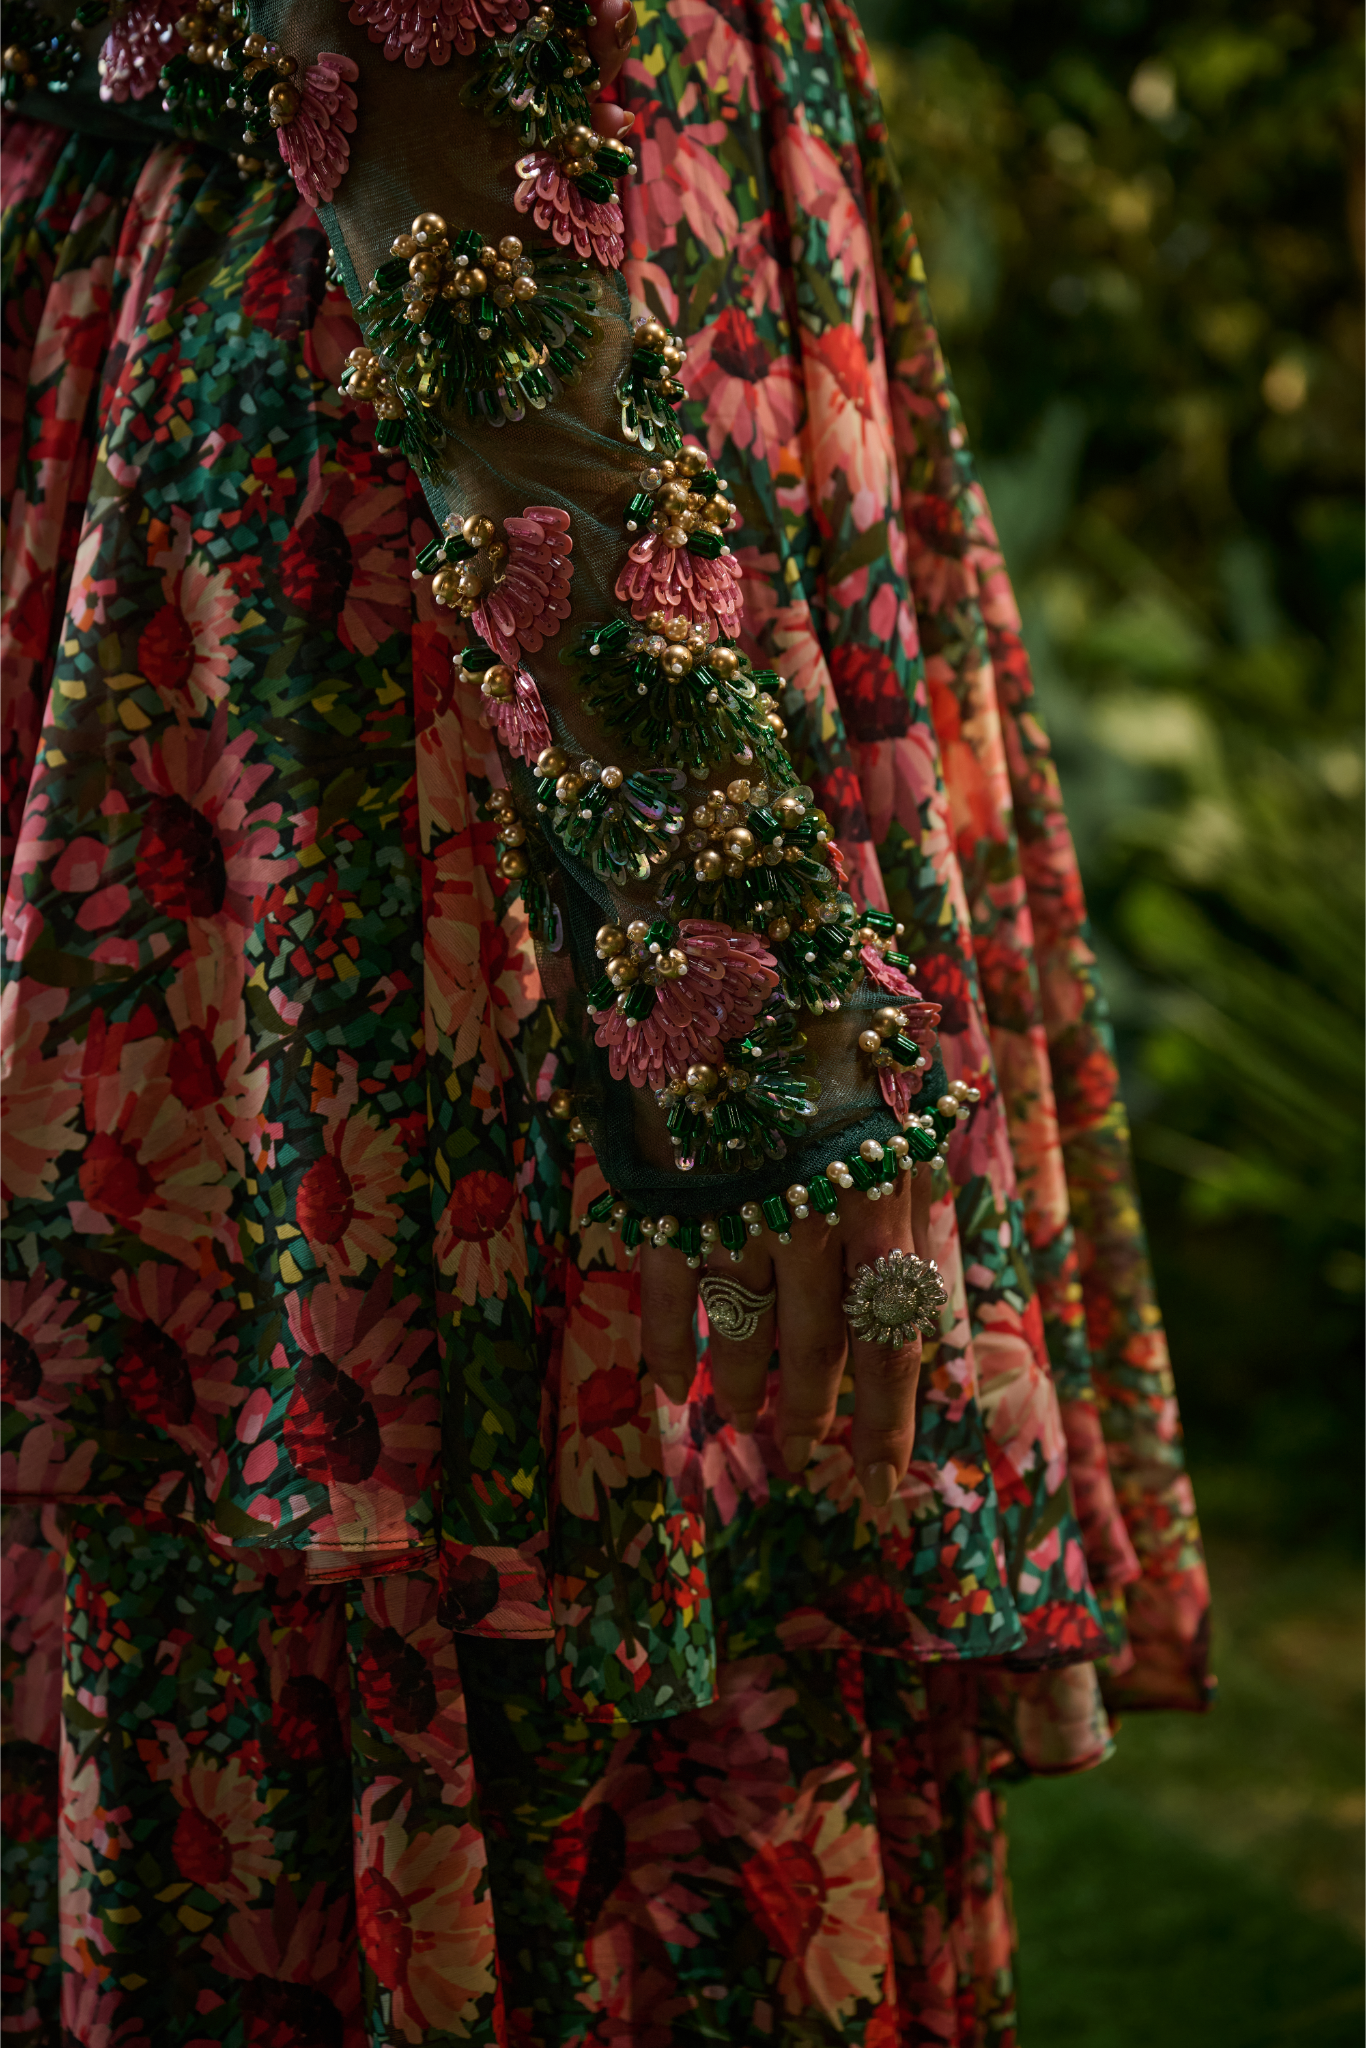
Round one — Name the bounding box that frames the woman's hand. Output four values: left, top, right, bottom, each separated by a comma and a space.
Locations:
586, 0, 638, 138
639, 1163, 936, 1507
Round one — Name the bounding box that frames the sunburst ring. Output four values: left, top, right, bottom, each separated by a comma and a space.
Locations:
842, 1250, 947, 1348
698, 1275, 776, 1343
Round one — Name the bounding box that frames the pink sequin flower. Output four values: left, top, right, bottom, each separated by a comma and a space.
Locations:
860, 943, 915, 998
514, 153, 625, 269
615, 532, 743, 639
346, 0, 527, 65
471, 509, 574, 669
591, 921, 779, 1091
479, 665, 553, 765
275, 53, 359, 211
99, 0, 182, 103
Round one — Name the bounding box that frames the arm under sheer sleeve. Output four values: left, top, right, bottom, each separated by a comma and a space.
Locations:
234, 0, 970, 1254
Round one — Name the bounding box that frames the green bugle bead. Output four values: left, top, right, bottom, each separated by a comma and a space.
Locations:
761, 1193, 792, 1235
717, 1211, 747, 1254
808, 1174, 839, 1213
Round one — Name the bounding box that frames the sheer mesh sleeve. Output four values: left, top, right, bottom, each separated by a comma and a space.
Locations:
221, 0, 974, 1256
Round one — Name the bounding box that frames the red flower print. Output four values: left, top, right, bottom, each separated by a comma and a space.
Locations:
820, 1572, 914, 1651
202, 1877, 360, 2040
109, 1263, 242, 1469
282, 514, 354, 624
116, 1318, 195, 1428
740, 1838, 827, 1958
138, 602, 196, 693
130, 712, 288, 931
829, 644, 912, 743
442, 1169, 514, 1241
545, 1805, 625, 1933
435, 1168, 526, 1306
242, 225, 330, 342
284, 1356, 382, 1484
136, 507, 239, 713
166, 1025, 220, 1110
294, 1103, 406, 1280
135, 790, 228, 921
273, 1278, 437, 1539
297, 1156, 355, 1247
972, 929, 1039, 1035
357, 1624, 439, 1736
78, 1130, 157, 1221
910, 951, 973, 1035
684, 306, 803, 465
0, 981, 83, 1205
168, 1757, 280, 1905
277, 452, 410, 656
238, 1977, 347, 2048
810, 765, 870, 843
577, 1365, 643, 1442
905, 492, 965, 556
354, 1787, 493, 2035
1, 1325, 42, 1402
1050, 1025, 1118, 1135
710, 306, 768, 381
174, 1802, 235, 1888
357, 1866, 411, 1988
436, 1552, 501, 1627
0, 1782, 56, 1844
268, 1674, 348, 1765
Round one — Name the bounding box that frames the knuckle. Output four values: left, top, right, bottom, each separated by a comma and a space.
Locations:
785, 1338, 847, 1383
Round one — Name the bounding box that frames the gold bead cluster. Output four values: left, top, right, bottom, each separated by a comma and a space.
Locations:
629, 447, 736, 549
620, 613, 727, 681
633, 316, 686, 379
547, 1087, 590, 1145
339, 348, 405, 423
523, 1, 593, 74
685, 783, 828, 916
856, 1005, 928, 1074
2, 44, 39, 91
377, 218, 538, 333
485, 785, 528, 880
935, 1078, 981, 1120
175, 0, 252, 73
436, 513, 506, 615
593, 920, 690, 996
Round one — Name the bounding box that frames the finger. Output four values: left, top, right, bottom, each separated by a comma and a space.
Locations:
770, 1220, 849, 1473
842, 1177, 924, 1504
909, 1153, 934, 1259
702, 1239, 775, 1434
586, 0, 637, 93
639, 1246, 699, 1404
848, 1327, 921, 1508
590, 101, 635, 138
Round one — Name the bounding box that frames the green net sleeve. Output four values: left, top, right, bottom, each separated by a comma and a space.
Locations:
187, 0, 976, 1257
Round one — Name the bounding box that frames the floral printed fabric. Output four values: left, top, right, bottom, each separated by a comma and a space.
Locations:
3, 1500, 1031, 2045
1, 0, 1209, 2029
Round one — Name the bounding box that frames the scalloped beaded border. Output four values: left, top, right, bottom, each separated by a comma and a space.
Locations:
557, 1083, 981, 1262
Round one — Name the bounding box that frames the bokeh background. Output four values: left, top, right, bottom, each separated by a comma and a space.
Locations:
855, 0, 1364, 2037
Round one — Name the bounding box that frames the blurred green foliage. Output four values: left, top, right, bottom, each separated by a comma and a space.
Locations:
862, 0, 1364, 1543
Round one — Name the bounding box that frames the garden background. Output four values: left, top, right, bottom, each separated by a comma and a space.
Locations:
856, 0, 1364, 2037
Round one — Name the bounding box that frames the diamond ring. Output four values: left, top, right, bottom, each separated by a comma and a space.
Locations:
698, 1274, 776, 1343
842, 1250, 946, 1347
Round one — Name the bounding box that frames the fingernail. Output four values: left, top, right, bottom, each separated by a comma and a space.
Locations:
657, 1373, 690, 1404
613, 6, 636, 44
612, 108, 635, 130
863, 1462, 896, 1508
782, 1436, 812, 1473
